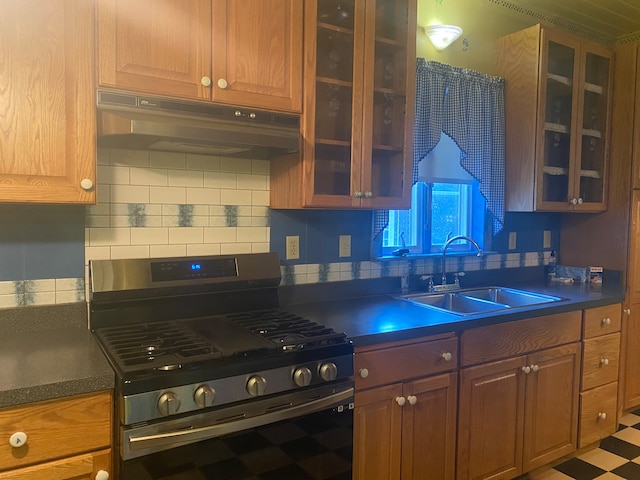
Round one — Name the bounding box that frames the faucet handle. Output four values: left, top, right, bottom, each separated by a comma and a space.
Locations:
420, 275, 435, 292
453, 272, 465, 287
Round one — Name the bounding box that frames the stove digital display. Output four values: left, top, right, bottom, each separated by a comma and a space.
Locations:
151, 258, 237, 281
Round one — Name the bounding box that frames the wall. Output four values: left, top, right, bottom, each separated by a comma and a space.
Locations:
0, 145, 560, 309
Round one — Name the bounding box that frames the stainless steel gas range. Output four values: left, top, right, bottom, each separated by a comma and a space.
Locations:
88, 253, 354, 480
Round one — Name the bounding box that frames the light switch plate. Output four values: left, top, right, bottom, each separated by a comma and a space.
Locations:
508, 232, 517, 250
543, 230, 551, 249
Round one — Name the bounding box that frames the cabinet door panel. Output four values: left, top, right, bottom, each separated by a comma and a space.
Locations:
623, 303, 640, 409
353, 383, 403, 480
458, 357, 526, 480
582, 333, 620, 390
0, 0, 95, 203
402, 373, 457, 480
211, 0, 302, 112
98, 0, 211, 100
523, 343, 580, 472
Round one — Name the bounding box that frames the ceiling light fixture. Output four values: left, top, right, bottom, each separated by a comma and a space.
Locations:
424, 24, 463, 50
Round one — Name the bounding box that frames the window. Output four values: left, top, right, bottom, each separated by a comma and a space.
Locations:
381, 181, 481, 256
380, 132, 488, 257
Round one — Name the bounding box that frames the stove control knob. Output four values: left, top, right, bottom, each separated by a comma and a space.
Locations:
194, 385, 215, 408
247, 375, 267, 397
293, 367, 313, 387
157, 392, 180, 416
319, 362, 338, 382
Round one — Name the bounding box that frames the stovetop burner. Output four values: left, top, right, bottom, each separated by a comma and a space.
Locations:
94, 309, 347, 375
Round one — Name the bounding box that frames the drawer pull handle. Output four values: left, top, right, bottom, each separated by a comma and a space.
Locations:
522, 366, 531, 374
9, 431, 27, 448
530, 364, 539, 373
359, 368, 369, 379
602, 317, 611, 326
598, 412, 607, 420
624, 308, 631, 315
600, 358, 609, 366
95, 471, 110, 480
441, 352, 453, 362
396, 396, 406, 406
407, 395, 417, 405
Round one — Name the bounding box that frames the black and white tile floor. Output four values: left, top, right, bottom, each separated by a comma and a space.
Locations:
531, 410, 640, 480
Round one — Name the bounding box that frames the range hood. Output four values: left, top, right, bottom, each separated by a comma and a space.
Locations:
96, 90, 300, 158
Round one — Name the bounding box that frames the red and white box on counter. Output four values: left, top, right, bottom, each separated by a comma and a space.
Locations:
590, 266, 603, 285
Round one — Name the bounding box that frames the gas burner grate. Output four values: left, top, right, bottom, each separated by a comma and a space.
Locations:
96, 321, 221, 371
227, 310, 346, 349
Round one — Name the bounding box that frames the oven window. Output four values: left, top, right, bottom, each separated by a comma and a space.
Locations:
121, 407, 353, 480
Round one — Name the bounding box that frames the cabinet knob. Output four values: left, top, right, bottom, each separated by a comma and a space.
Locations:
407, 395, 417, 405
364, 191, 373, 198
570, 198, 578, 205
624, 308, 631, 315
577, 197, 584, 205
201, 76, 212, 87
441, 352, 453, 362
600, 358, 609, 366
359, 368, 369, 379
353, 191, 363, 198
80, 178, 94, 191
522, 366, 531, 374
9, 431, 27, 448
95, 470, 110, 480
602, 317, 611, 326
396, 396, 406, 406
217, 78, 228, 89
598, 412, 607, 420
531, 364, 539, 372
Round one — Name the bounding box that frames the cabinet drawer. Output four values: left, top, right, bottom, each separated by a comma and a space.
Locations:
355, 337, 458, 390
0, 449, 111, 480
583, 304, 621, 338
0, 392, 112, 472
579, 382, 618, 448
582, 333, 620, 390
461, 311, 582, 366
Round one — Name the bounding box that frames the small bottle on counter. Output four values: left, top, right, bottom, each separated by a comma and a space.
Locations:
547, 250, 557, 280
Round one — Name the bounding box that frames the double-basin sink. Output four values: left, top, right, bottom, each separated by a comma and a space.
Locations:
399, 286, 564, 316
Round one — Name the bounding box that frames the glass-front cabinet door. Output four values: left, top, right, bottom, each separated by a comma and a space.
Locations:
537, 30, 612, 212
298, 0, 415, 208
576, 46, 611, 210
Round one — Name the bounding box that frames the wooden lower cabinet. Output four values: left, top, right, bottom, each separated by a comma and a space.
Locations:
353, 335, 458, 479
0, 391, 113, 480
457, 343, 580, 480
354, 372, 457, 480
622, 303, 640, 409
0, 449, 111, 480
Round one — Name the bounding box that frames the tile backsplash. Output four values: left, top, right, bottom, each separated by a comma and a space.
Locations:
0, 148, 560, 310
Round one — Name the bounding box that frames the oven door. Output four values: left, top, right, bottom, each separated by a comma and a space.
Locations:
119, 381, 353, 480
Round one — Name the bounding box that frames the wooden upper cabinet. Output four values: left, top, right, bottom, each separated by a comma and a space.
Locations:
497, 24, 613, 213
270, 0, 416, 209
211, 0, 302, 112
98, 0, 302, 113
0, 0, 96, 204
98, 0, 212, 101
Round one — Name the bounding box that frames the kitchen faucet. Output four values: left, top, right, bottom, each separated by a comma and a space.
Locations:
439, 235, 482, 289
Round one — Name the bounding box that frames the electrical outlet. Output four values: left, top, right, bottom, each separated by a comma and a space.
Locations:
543, 230, 551, 249
339, 235, 351, 258
508, 232, 517, 250
285, 235, 299, 260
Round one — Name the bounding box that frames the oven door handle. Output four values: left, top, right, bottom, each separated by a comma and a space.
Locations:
128, 388, 353, 452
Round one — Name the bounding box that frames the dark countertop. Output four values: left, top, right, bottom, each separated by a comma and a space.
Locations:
0, 303, 114, 408
284, 281, 625, 347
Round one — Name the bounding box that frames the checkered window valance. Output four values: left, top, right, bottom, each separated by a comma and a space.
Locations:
374, 59, 506, 238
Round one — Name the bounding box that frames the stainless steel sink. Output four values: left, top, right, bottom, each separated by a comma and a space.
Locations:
398, 287, 563, 316
460, 287, 562, 307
